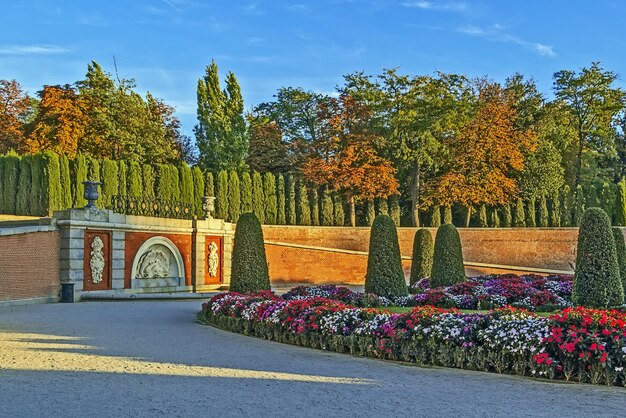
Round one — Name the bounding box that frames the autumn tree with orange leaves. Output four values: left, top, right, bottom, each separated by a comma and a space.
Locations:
0, 80, 30, 153
302, 94, 398, 226
431, 81, 536, 227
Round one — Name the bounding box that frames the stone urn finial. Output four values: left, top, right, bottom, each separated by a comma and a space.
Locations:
202, 196, 216, 220
83, 181, 101, 209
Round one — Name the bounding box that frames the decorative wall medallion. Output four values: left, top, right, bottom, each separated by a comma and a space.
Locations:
208, 241, 219, 277
90, 236, 105, 284
137, 248, 170, 278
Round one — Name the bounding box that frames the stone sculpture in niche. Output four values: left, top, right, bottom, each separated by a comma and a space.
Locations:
90, 236, 105, 284
137, 248, 170, 278
208, 241, 219, 277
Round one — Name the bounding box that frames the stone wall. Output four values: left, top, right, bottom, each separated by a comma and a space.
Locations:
0, 229, 60, 303
262, 226, 584, 285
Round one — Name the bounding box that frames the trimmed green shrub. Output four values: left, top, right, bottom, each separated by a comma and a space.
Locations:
500, 204, 512, 227
205, 171, 215, 197
296, 178, 310, 226
410, 228, 433, 286
192, 166, 205, 218
429, 205, 441, 227
364, 215, 408, 297
538, 194, 549, 227
390, 195, 401, 226
44, 151, 62, 214
276, 173, 286, 225
489, 207, 500, 228
128, 161, 143, 198
525, 197, 536, 228
118, 160, 128, 198
228, 170, 241, 223
320, 187, 333, 226
156, 164, 170, 200
3, 152, 19, 214
478, 204, 488, 227
376, 197, 389, 216
612, 227, 626, 292
101, 159, 118, 207
0, 157, 4, 211
178, 163, 193, 205
252, 171, 265, 224
72, 154, 88, 208
170, 165, 181, 201
240, 171, 252, 213
573, 185, 585, 226
263, 172, 277, 224
573, 208, 624, 307
16, 155, 31, 215
216, 170, 229, 220
59, 155, 72, 210
31, 154, 45, 215
513, 198, 525, 227
143, 164, 156, 198
229, 212, 270, 293
431, 223, 465, 287
333, 193, 344, 226
309, 187, 319, 226
285, 174, 296, 225
561, 185, 572, 227
614, 180, 626, 227
365, 199, 375, 226
549, 190, 561, 227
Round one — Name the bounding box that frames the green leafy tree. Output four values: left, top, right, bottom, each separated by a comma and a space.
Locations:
263, 172, 277, 224
309, 187, 319, 226
252, 171, 265, 223
410, 228, 433, 286
240, 171, 252, 213
276, 173, 286, 225
285, 174, 296, 225
194, 60, 248, 172
192, 166, 205, 218
101, 159, 118, 207
296, 178, 310, 225
390, 195, 401, 226
16, 155, 31, 215
333, 193, 345, 226
142, 164, 156, 198
72, 154, 88, 207
364, 215, 408, 297
128, 161, 143, 198
246, 116, 290, 173
229, 213, 270, 293
513, 198, 525, 227
215, 170, 229, 220
538, 194, 549, 227
431, 223, 466, 287
227, 170, 241, 223
59, 155, 72, 209
320, 187, 333, 226
573, 208, 624, 307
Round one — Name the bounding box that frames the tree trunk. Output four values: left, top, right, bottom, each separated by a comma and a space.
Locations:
411, 161, 420, 227
465, 205, 472, 228
348, 194, 356, 227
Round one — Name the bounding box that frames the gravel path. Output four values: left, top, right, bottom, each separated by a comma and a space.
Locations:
0, 301, 624, 417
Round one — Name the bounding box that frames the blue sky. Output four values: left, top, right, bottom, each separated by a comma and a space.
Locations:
1, 0, 626, 138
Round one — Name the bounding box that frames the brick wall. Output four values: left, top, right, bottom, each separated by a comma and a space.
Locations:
0, 231, 60, 301
263, 226, 584, 285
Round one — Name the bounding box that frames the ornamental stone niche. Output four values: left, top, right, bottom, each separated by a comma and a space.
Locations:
130, 236, 185, 289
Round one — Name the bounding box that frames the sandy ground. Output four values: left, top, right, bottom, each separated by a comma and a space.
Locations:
0, 301, 624, 418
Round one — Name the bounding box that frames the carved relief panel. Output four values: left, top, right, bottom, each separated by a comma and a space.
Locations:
205, 236, 223, 284
83, 230, 112, 291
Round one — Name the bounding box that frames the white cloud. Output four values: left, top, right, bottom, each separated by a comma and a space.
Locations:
455, 24, 556, 57
0, 45, 71, 55
402, 1, 469, 13
532, 43, 556, 57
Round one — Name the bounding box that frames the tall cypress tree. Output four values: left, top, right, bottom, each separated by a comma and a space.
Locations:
561, 185, 572, 227
513, 197, 525, 227
263, 172, 277, 224
600, 182, 615, 223
585, 185, 599, 210
128, 161, 143, 198
118, 160, 128, 199
309, 187, 319, 226
0, 157, 5, 212
205, 171, 215, 197
59, 155, 72, 210
573, 185, 585, 226
285, 174, 296, 225
142, 164, 156, 198
549, 190, 561, 227
333, 193, 345, 226
195, 60, 248, 172
16, 155, 31, 216
276, 173, 286, 225
72, 154, 88, 208
3, 152, 19, 215
538, 194, 549, 227
252, 171, 265, 223
429, 205, 441, 227
44, 151, 62, 214
178, 163, 193, 204
442, 205, 452, 225
376, 197, 389, 216
101, 159, 119, 207
478, 204, 488, 227
365, 199, 375, 226
320, 187, 333, 226
156, 164, 171, 201
215, 170, 229, 220
170, 165, 181, 201
31, 153, 46, 216
500, 204, 512, 227
489, 207, 500, 228
192, 166, 205, 218
240, 171, 252, 213
228, 170, 241, 223
525, 197, 536, 227
296, 178, 310, 225
614, 180, 626, 227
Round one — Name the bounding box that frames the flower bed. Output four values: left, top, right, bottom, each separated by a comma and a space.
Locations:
199, 290, 626, 387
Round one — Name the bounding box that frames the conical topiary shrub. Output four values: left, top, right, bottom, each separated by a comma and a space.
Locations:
410, 228, 433, 286
431, 223, 465, 287
364, 215, 408, 298
573, 208, 624, 308
230, 212, 270, 293
612, 227, 626, 292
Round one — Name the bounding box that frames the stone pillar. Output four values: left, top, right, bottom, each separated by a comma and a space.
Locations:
111, 230, 125, 289
59, 226, 85, 301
